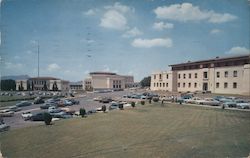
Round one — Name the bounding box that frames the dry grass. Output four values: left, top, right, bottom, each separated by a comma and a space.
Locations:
0, 103, 250, 158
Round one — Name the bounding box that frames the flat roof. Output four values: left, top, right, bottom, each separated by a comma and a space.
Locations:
169, 54, 250, 67
29, 77, 59, 80
89, 72, 117, 75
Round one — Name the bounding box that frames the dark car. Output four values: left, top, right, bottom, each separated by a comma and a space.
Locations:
34, 97, 45, 104
16, 101, 32, 107
40, 103, 56, 109
100, 97, 112, 103
30, 113, 44, 121
68, 99, 80, 105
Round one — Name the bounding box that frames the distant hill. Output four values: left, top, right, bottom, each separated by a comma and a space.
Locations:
1, 75, 30, 80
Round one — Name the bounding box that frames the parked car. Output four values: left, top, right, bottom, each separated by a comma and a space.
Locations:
15, 101, 32, 107
100, 97, 112, 103
64, 99, 73, 106
0, 109, 14, 117
30, 113, 44, 121
0, 122, 10, 132
40, 103, 56, 109
223, 102, 237, 108
48, 106, 61, 113
93, 96, 102, 101
21, 112, 33, 120
109, 103, 119, 110
213, 96, 225, 101
184, 97, 202, 104
68, 99, 80, 105
95, 107, 103, 112
34, 97, 45, 104
219, 98, 233, 103
196, 98, 220, 106
8, 105, 22, 112
236, 103, 250, 109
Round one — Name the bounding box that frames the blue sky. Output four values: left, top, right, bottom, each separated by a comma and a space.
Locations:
0, 0, 249, 82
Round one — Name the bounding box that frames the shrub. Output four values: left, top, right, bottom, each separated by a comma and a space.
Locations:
79, 108, 86, 117
102, 105, 106, 112
149, 99, 152, 104
119, 104, 124, 110
153, 97, 159, 102
131, 102, 135, 108
141, 100, 145, 105
44, 112, 52, 125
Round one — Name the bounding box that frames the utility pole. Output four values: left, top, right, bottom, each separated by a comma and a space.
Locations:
37, 41, 40, 78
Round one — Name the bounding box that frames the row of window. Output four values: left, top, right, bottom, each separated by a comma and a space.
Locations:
33, 80, 47, 85
154, 74, 169, 80
216, 82, 237, 88
178, 73, 198, 79
113, 85, 121, 88
216, 71, 237, 78
153, 82, 169, 88
178, 82, 198, 88
113, 80, 122, 84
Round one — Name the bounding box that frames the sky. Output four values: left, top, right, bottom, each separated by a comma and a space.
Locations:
0, 0, 249, 82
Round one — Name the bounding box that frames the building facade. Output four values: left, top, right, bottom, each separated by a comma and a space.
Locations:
69, 82, 83, 91
16, 77, 70, 91
83, 72, 134, 91
151, 55, 250, 96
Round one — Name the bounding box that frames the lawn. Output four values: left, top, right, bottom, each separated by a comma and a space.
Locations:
0, 103, 250, 158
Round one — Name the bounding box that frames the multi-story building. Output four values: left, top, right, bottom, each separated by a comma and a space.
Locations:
151, 55, 250, 95
83, 72, 134, 91
69, 81, 83, 91
16, 77, 70, 91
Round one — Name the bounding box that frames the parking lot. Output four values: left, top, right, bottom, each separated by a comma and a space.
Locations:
1, 89, 250, 130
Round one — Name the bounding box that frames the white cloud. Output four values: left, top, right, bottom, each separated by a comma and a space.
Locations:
100, 10, 128, 30
47, 63, 61, 72
84, 9, 96, 16
122, 27, 143, 38
104, 2, 134, 14
132, 38, 173, 48
154, 3, 237, 23
225, 47, 250, 55
210, 29, 221, 34
5, 62, 23, 69
153, 22, 174, 30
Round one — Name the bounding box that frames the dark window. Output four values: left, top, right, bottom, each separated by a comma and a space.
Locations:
163, 83, 165, 87
203, 72, 208, 78
189, 73, 191, 79
160, 83, 162, 87
188, 83, 191, 87
183, 83, 185, 88
233, 82, 237, 88
233, 71, 237, 77
166, 83, 168, 87
195, 73, 197, 78
166, 74, 168, 79
159, 74, 162, 80
216, 82, 219, 88
216, 72, 220, 78
178, 74, 181, 79
194, 83, 197, 88
183, 74, 186, 79
157, 83, 159, 87
224, 82, 228, 88
224, 71, 228, 78
178, 83, 180, 87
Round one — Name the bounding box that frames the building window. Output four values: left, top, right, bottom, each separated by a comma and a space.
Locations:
163, 83, 165, 87
233, 82, 237, 88
178, 74, 181, 79
154, 83, 155, 87
159, 74, 162, 80
195, 73, 197, 78
233, 71, 237, 77
189, 73, 191, 79
188, 83, 191, 88
216, 72, 220, 78
183, 74, 186, 79
216, 82, 219, 88
166, 83, 168, 87
178, 83, 180, 87
113, 85, 115, 88
119, 85, 121, 88
224, 82, 228, 88
224, 71, 228, 78
203, 72, 208, 79
160, 83, 162, 87
166, 74, 168, 79
194, 83, 197, 88
154, 75, 156, 79
183, 83, 185, 88
157, 83, 159, 87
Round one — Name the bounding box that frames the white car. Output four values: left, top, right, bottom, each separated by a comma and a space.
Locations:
123, 103, 131, 108
0, 109, 14, 117
196, 98, 220, 106
21, 112, 33, 120
184, 97, 202, 104
236, 103, 250, 109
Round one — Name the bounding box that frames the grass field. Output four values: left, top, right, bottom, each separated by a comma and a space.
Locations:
0, 103, 250, 158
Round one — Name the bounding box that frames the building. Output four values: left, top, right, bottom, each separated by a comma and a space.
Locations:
151, 55, 250, 95
83, 72, 134, 91
16, 77, 70, 91
69, 81, 83, 91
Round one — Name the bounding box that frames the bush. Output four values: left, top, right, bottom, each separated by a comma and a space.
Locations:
79, 108, 86, 117
153, 97, 159, 102
141, 100, 145, 105
102, 105, 106, 112
149, 99, 152, 104
119, 104, 124, 110
44, 112, 52, 125
131, 102, 135, 108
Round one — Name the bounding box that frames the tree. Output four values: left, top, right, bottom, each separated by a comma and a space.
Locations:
119, 104, 124, 110
140, 76, 151, 87
131, 102, 135, 108
102, 105, 106, 113
44, 112, 52, 125
79, 108, 86, 117
141, 100, 145, 105
0, 79, 16, 91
